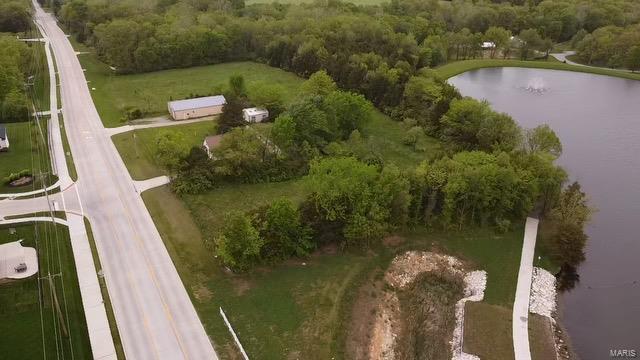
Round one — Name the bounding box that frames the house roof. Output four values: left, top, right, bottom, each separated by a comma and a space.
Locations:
168, 95, 227, 112
0, 125, 6, 139
204, 135, 223, 149
242, 107, 268, 116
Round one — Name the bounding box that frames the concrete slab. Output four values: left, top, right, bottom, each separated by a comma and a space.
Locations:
0, 241, 38, 280
512, 217, 539, 360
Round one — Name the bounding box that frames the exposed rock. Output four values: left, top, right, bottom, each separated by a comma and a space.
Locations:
529, 267, 557, 318
385, 251, 465, 289
451, 270, 487, 360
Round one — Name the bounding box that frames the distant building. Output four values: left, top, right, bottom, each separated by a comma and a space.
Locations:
242, 107, 269, 123
481, 41, 496, 49
203, 134, 223, 158
168, 95, 226, 121
0, 125, 9, 151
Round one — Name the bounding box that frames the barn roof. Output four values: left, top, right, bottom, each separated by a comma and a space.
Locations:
168, 95, 227, 112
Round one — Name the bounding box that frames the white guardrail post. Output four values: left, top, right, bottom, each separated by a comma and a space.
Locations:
219, 307, 250, 360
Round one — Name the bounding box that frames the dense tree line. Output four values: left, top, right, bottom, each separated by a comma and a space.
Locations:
0, 0, 31, 33
0, 36, 32, 123
58, 0, 640, 111
573, 24, 640, 70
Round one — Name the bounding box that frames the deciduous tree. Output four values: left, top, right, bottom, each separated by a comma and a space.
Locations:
215, 211, 263, 271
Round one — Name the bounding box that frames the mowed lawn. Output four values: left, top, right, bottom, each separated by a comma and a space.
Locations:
72, 37, 305, 127
142, 184, 375, 359
0, 121, 54, 193
112, 121, 217, 180
463, 302, 556, 360
0, 223, 92, 360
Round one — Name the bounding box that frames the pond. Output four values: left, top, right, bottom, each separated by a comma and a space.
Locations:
449, 67, 640, 359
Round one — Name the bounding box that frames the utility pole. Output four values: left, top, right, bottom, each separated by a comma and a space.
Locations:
44, 272, 68, 337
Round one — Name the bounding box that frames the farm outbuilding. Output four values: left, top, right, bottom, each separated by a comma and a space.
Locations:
0, 125, 9, 151
242, 107, 269, 123
168, 95, 226, 121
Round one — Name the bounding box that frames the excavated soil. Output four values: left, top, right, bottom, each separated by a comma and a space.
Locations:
346, 251, 467, 360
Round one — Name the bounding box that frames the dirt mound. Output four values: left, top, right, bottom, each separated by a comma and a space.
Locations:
346, 251, 467, 360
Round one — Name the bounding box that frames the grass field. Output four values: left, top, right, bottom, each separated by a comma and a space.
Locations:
59, 115, 78, 181
463, 302, 556, 360
435, 58, 640, 80
140, 179, 543, 358
0, 121, 55, 194
31, 41, 51, 113
0, 222, 92, 360
112, 121, 217, 180
71, 38, 306, 127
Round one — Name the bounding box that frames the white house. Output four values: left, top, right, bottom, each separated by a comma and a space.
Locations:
242, 107, 269, 123
203, 134, 223, 158
168, 95, 226, 121
0, 125, 9, 151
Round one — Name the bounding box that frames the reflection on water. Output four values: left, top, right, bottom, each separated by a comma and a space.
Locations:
450, 67, 640, 360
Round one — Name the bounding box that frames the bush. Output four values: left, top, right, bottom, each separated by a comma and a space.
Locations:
253, 198, 314, 262
4, 169, 32, 184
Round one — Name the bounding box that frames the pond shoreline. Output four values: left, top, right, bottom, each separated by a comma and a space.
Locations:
436, 59, 640, 81
450, 67, 640, 359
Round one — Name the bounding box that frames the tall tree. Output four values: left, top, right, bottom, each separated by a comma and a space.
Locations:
215, 211, 264, 271
301, 70, 337, 97
484, 26, 511, 59
524, 124, 562, 157
626, 46, 640, 72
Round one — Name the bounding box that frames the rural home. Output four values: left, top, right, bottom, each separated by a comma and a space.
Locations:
168, 95, 226, 121
242, 107, 269, 123
0, 125, 9, 151
203, 134, 223, 158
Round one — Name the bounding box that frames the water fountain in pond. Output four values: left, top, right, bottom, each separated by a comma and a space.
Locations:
523, 77, 548, 94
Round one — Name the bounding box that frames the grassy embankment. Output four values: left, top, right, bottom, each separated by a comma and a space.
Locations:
435, 57, 640, 80
0, 222, 92, 359
83, 44, 558, 357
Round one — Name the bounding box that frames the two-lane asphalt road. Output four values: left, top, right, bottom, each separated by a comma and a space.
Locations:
32, 3, 218, 359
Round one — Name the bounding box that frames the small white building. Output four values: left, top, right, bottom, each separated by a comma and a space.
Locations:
0, 125, 9, 151
481, 41, 496, 49
203, 134, 223, 158
168, 95, 227, 121
242, 107, 269, 123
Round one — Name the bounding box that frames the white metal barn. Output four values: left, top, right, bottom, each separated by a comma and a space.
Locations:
242, 107, 269, 123
168, 95, 227, 120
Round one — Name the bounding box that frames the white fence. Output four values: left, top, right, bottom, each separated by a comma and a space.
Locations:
219, 307, 250, 360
